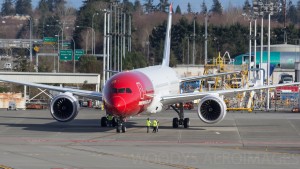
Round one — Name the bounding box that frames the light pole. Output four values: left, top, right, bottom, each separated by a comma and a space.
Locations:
68, 37, 76, 73
253, 0, 280, 110
92, 13, 99, 55
204, 13, 208, 65
26, 16, 33, 62
76, 26, 93, 54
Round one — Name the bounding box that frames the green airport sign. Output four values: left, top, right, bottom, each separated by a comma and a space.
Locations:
59, 49, 73, 61
75, 49, 84, 61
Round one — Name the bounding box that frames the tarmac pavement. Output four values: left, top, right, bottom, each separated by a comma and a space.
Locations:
0, 108, 299, 169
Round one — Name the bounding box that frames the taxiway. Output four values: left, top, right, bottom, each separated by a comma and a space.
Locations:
0, 108, 299, 169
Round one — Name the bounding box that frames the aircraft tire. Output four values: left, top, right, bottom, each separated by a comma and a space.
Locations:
101, 117, 108, 127
172, 118, 179, 128
122, 125, 126, 133
112, 117, 117, 127
116, 126, 121, 133
184, 118, 190, 128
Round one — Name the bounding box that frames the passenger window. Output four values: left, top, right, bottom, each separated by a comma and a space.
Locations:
118, 88, 125, 93
126, 88, 132, 93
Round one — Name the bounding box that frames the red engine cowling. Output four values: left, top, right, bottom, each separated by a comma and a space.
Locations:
197, 95, 227, 124
50, 93, 79, 122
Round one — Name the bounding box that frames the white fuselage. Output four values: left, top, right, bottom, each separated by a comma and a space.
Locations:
134, 65, 180, 113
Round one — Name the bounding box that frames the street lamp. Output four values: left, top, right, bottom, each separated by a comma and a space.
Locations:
252, 0, 281, 111
67, 37, 76, 73
92, 12, 99, 55
25, 16, 33, 62
76, 25, 93, 54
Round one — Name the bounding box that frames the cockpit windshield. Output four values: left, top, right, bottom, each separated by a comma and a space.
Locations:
111, 88, 132, 94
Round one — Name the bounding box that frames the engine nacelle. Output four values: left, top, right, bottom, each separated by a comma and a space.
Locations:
50, 92, 79, 122
197, 95, 227, 124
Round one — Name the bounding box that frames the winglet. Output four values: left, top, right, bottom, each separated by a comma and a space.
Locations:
161, 3, 172, 67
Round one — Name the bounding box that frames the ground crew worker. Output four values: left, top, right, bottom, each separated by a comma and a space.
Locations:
146, 118, 151, 133
156, 120, 159, 132
107, 114, 113, 127
152, 119, 158, 133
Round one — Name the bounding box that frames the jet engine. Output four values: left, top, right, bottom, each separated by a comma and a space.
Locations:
197, 95, 227, 124
50, 93, 79, 122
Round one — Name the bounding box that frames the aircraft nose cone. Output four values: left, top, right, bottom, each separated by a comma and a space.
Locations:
112, 96, 126, 113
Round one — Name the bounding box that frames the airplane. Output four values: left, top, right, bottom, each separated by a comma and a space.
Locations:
0, 4, 300, 133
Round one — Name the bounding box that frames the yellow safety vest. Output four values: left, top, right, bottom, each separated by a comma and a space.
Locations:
146, 120, 151, 126
153, 120, 157, 127
107, 115, 113, 121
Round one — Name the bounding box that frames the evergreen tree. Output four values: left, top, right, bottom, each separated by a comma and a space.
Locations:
37, 0, 50, 15
1, 0, 15, 15
123, 0, 134, 13
287, 0, 297, 23
242, 0, 251, 14
210, 0, 222, 15
200, 0, 207, 14
144, 0, 154, 13
15, 0, 32, 15
187, 2, 192, 13
157, 0, 169, 12
134, 0, 143, 12
78, 55, 102, 73
123, 52, 147, 69
47, 0, 54, 12
175, 5, 181, 14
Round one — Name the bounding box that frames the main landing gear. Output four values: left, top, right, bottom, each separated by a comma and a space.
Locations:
101, 116, 126, 133
170, 103, 190, 128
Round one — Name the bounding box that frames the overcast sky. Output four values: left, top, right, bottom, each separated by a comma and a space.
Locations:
0, 0, 299, 12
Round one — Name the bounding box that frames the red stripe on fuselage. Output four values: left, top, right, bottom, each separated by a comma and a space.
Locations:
103, 71, 154, 117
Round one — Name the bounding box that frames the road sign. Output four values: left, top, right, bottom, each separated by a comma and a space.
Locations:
63, 42, 71, 47
43, 37, 57, 44
75, 49, 84, 61
59, 49, 73, 61
33, 46, 39, 52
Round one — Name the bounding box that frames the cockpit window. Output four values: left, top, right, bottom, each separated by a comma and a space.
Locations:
118, 88, 125, 93
126, 88, 132, 93
111, 87, 132, 94
112, 88, 117, 93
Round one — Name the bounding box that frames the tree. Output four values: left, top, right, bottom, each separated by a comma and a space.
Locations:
78, 55, 102, 73
123, 0, 134, 13
144, 0, 154, 13
210, 0, 222, 15
157, 0, 169, 12
175, 5, 181, 14
37, 0, 50, 15
123, 52, 147, 70
15, 0, 32, 15
242, 0, 251, 14
187, 2, 192, 13
200, 0, 207, 14
134, 0, 143, 13
287, 0, 297, 23
1, 0, 15, 15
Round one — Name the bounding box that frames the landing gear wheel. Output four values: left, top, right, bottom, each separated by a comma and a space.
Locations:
122, 125, 126, 133
101, 117, 108, 127
172, 117, 179, 128
183, 118, 190, 128
112, 117, 117, 127
116, 126, 121, 133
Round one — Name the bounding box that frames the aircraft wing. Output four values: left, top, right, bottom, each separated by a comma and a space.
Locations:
160, 82, 300, 105
180, 71, 240, 83
0, 78, 102, 100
